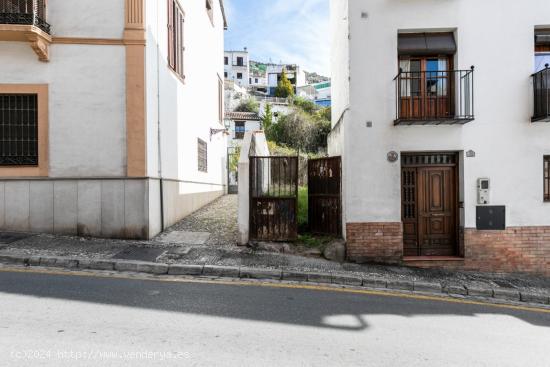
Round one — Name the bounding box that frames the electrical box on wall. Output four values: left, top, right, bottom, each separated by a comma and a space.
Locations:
476, 206, 506, 230
477, 178, 490, 205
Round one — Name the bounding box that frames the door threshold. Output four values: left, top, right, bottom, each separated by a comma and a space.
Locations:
403, 256, 464, 262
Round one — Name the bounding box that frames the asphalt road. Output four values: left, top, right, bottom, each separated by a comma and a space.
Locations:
0, 269, 549, 367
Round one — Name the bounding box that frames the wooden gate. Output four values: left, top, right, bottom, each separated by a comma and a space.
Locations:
308, 156, 342, 236
249, 156, 298, 241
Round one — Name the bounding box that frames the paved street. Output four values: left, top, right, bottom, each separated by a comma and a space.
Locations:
0, 269, 549, 366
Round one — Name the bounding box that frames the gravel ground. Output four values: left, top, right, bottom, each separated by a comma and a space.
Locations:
154, 194, 238, 246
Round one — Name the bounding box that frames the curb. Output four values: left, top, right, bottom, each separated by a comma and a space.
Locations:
0, 254, 549, 307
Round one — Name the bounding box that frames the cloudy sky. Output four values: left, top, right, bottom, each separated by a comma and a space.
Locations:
223, 0, 330, 76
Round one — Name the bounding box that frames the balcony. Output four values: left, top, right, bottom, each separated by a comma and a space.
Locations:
0, 0, 51, 61
532, 64, 549, 122
394, 66, 475, 125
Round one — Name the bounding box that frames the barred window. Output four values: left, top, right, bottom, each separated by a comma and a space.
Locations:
0, 94, 38, 166
198, 138, 207, 172
545, 156, 550, 202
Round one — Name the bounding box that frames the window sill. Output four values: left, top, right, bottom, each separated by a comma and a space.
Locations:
168, 65, 186, 85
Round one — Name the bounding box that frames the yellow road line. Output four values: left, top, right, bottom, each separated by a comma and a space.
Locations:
1, 266, 549, 314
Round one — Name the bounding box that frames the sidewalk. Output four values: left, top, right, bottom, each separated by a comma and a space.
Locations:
0, 196, 549, 306
0, 228, 549, 307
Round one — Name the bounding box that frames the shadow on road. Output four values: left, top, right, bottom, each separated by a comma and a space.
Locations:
0, 270, 548, 331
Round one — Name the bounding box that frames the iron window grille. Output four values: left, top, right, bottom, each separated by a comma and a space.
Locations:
532, 64, 550, 122
545, 156, 550, 202
0, 0, 50, 33
198, 138, 207, 172
0, 94, 39, 166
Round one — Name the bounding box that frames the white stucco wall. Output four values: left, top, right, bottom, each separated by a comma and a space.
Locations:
330, 0, 350, 129
226, 119, 262, 147
336, 0, 550, 228
0, 1, 127, 177
145, 0, 227, 231
47, 0, 125, 39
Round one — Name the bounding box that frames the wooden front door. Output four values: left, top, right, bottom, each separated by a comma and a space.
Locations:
402, 153, 458, 256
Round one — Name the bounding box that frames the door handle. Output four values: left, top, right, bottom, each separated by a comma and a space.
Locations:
431, 213, 445, 217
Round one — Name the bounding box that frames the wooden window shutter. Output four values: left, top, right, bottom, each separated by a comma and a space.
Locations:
177, 10, 185, 76
167, 0, 175, 69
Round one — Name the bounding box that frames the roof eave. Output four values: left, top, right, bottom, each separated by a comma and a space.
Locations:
219, 0, 228, 30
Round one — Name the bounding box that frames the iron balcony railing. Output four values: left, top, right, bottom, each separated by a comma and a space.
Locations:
0, 0, 50, 34
394, 66, 475, 125
532, 64, 550, 122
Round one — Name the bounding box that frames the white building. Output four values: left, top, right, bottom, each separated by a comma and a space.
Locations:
224, 112, 262, 147
224, 49, 250, 88
330, 0, 550, 275
266, 64, 306, 96
298, 81, 331, 107
0, 0, 228, 239
249, 70, 268, 94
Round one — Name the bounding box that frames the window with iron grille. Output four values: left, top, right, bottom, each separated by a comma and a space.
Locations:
235, 121, 245, 139
0, 94, 38, 166
167, 0, 185, 79
198, 138, 207, 172
545, 156, 550, 202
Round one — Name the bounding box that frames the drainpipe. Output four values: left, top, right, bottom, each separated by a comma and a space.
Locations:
156, 3, 165, 230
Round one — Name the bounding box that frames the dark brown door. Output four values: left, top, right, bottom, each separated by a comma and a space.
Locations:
401, 153, 458, 257
417, 167, 457, 256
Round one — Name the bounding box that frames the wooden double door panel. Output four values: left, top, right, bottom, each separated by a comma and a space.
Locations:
402, 156, 458, 256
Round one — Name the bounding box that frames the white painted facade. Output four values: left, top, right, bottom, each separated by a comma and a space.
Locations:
249, 72, 267, 89
225, 116, 262, 148
266, 64, 306, 96
0, 0, 227, 239
224, 49, 250, 87
330, 0, 550, 235
145, 0, 228, 232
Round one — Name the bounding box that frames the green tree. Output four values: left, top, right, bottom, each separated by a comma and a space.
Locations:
261, 103, 273, 130
229, 146, 241, 172
234, 97, 259, 113
274, 69, 294, 98
316, 106, 331, 122
292, 96, 317, 114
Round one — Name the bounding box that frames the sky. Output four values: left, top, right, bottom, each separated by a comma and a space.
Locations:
223, 0, 330, 76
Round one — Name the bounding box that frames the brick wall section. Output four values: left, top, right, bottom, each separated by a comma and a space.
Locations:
346, 222, 403, 264
346, 223, 550, 276
464, 227, 550, 276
